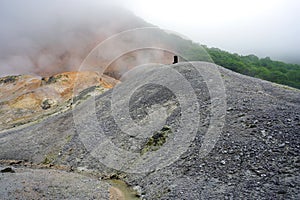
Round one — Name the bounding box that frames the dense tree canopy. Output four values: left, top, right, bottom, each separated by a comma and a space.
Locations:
202, 47, 300, 89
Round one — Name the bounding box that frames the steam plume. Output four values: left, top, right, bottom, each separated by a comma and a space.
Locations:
0, 0, 150, 77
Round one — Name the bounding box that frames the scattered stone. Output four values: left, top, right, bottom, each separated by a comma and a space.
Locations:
278, 143, 286, 148
133, 185, 142, 197
77, 166, 88, 172
41, 99, 56, 110
227, 107, 233, 111
260, 130, 267, 137
1, 167, 15, 173
277, 189, 287, 194
9, 160, 22, 165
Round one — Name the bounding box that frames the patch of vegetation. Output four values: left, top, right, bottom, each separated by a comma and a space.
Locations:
0, 75, 20, 84
45, 74, 68, 84
42, 153, 57, 165
46, 75, 59, 84
203, 47, 300, 89
65, 134, 73, 143
141, 126, 172, 155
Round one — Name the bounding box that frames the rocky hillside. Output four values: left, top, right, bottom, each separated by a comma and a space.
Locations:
0, 71, 118, 131
0, 62, 299, 199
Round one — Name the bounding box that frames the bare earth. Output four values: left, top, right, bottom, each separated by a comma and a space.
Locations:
0, 62, 299, 199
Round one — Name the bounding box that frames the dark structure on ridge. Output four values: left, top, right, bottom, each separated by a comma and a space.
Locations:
173, 55, 178, 64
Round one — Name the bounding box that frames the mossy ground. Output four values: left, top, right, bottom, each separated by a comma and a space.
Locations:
141, 126, 172, 155
45, 74, 68, 84
42, 153, 57, 165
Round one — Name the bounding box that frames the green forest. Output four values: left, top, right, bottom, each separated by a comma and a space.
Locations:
203, 46, 300, 89
167, 33, 300, 89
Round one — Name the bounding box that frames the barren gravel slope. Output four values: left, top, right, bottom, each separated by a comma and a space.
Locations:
0, 62, 299, 199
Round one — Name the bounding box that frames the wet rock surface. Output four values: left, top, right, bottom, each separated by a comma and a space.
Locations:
0, 62, 299, 199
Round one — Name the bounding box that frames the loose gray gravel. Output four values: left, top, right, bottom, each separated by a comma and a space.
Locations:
0, 62, 299, 199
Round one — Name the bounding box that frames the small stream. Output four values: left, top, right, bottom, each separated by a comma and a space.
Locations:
108, 179, 140, 200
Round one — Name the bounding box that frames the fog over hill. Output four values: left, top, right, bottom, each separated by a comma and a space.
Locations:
0, 1, 153, 76
125, 0, 300, 64
1, 0, 299, 78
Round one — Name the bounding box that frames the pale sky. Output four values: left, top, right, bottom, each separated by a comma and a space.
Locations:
0, 0, 299, 66
123, 0, 300, 63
